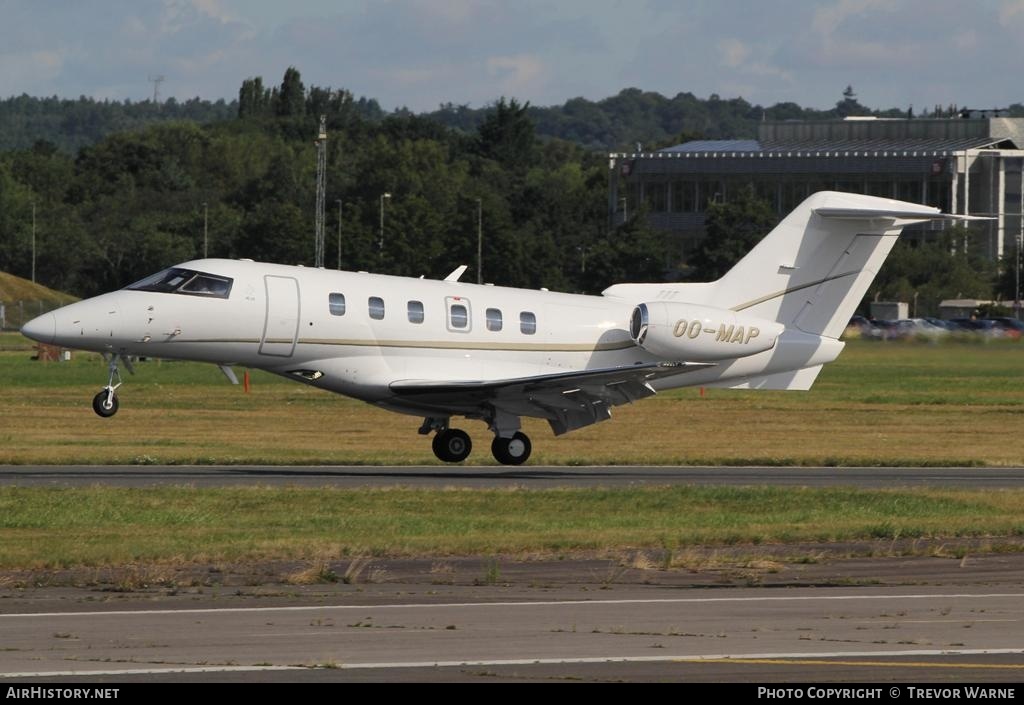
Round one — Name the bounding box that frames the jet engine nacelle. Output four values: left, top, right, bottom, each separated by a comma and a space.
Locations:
630, 301, 784, 361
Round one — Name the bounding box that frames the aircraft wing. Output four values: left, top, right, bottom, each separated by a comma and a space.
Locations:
389, 361, 713, 435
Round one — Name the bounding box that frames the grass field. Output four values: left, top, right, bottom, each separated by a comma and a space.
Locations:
2, 332, 1023, 571
0, 332, 1021, 466
2, 485, 1023, 569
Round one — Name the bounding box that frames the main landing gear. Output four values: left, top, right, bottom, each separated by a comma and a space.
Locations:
422, 418, 533, 465
432, 428, 472, 463
491, 432, 532, 466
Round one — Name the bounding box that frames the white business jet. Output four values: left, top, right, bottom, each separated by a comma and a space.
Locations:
20, 192, 974, 465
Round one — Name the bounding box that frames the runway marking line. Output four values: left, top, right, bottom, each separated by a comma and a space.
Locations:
4, 649, 1024, 678
3, 593, 1024, 619
690, 658, 1024, 671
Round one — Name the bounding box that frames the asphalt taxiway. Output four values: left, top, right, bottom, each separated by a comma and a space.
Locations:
2, 464, 1023, 488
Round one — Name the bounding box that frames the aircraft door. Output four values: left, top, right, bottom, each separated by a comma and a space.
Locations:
259, 275, 300, 357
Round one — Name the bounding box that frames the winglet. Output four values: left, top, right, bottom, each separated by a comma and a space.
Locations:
444, 265, 468, 282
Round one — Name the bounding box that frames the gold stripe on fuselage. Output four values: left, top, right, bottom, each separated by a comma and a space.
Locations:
169, 338, 637, 353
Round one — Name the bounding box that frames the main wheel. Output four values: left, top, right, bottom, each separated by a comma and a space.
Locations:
491, 432, 532, 466
432, 428, 472, 463
92, 390, 119, 418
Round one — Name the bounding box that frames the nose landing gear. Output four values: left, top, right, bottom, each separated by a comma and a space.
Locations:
92, 354, 132, 418
92, 389, 119, 417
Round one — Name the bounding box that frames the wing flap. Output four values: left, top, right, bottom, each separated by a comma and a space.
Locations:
389, 361, 713, 434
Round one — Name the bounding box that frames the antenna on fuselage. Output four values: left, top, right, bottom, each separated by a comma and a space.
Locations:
314, 114, 327, 268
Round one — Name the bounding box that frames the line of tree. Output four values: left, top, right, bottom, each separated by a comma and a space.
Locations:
0, 68, 670, 300
5, 81, 1023, 154
0, 68, 1014, 314
0, 95, 235, 154
421, 87, 1024, 152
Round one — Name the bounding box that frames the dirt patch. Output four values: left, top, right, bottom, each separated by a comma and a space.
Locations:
3, 538, 1024, 614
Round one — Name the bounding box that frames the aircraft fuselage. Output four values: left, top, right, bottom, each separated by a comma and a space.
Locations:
28, 259, 655, 404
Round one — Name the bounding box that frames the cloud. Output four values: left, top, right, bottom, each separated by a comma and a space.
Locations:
717, 38, 793, 88
809, 0, 888, 36
953, 30, 978, 51
0, 50, 65, 94
486, 55, 546, 98
718, 39, 750, 68
406, 0, 485, 26
999, 0, 1024, 24
796, 0, 914, 68
0, 0, 1022, 115
190, 0, 238, 23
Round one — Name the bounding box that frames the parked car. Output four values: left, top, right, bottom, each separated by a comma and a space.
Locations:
951, 318, 1007, 338
845, 315, 877, 338
869, 319, 901, 340
925, 318, 965, 332
984, 317, 1024, 339
894, 318, 949, 338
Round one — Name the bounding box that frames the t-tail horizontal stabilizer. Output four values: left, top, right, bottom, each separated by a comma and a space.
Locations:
814, 207, 991, 223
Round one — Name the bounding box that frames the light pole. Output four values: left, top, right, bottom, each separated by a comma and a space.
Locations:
336, 199, 343, 270
30, 201, 36, 283
379, 192, 391, 256
476, 198, 482, 284
202, 202, 208, 258
1016, 229, 1021, 320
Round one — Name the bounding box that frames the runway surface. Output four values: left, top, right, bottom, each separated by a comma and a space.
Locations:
3, 585, 1024, 682
3, 464, 1024, 682
2, 464, 1023, 488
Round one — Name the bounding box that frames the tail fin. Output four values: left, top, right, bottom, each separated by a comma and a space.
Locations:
713, 191, 979, 339
603, 191, 984, 340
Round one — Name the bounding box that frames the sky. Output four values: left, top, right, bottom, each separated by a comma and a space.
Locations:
2, 0, 1023, 113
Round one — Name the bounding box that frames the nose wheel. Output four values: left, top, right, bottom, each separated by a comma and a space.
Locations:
92, 389, 119, 417
491, 432, 532, 466
92, 353, 130, 418
432, 428, 472, 463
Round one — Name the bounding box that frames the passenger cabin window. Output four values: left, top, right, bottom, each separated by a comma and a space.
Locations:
445, 296, 471, 332
125, 268, 233, 299
329, 293, 346, 316
450, 304, 469, 329
368, 296, 385, 320
407, 300, 424, 324
520, 311, 537, 335
485, 308, 503, 332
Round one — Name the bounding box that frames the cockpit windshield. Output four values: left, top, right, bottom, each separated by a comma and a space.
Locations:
125, 268, 233, 299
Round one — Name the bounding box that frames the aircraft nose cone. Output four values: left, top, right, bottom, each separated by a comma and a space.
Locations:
21, 312, 56, 345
